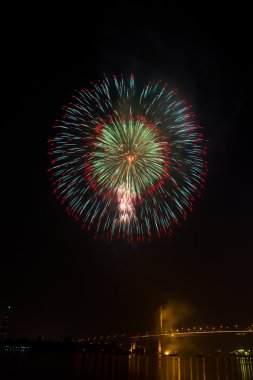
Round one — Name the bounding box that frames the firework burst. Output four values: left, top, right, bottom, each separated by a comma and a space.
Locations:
48, 74, 207, 241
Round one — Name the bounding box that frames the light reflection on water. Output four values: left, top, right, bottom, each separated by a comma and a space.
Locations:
0, 351, 252, 379
127, 355, 253, 380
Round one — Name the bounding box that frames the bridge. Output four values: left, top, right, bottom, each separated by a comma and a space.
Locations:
130, 306, 253, 354
131, 329, 253, 339
130, 329, 253, 354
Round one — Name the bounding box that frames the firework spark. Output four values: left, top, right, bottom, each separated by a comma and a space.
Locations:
48, 74, 207, 241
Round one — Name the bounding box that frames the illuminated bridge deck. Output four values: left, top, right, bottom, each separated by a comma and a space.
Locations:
131, 330, 253, 339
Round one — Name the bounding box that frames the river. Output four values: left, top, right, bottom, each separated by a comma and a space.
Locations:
0, 351, 252, 379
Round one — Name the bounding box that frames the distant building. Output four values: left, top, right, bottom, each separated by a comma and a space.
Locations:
0, 305, 12, 341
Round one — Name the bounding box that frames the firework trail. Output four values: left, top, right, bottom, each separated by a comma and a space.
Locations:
48, 74, 207, 241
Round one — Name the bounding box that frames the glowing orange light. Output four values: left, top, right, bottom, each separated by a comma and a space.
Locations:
126, 154, 135, 163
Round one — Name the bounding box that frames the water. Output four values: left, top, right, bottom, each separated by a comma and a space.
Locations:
0, 352, 252, 379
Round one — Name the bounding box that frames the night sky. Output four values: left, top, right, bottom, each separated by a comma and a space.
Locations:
1, 6, 252, 340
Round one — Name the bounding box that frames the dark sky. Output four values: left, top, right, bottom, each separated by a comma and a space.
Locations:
1, 6, 252, 339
